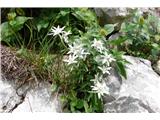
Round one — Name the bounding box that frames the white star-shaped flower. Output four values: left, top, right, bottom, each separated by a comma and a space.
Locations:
91, 74, 110, 99
61, 30, 72, 43
91, 38, 105, 53
101, 52, 115, 66
63, 54, 78, 65
95, 52, 115, 66
48, 25, 65, 36
68, 41, 89, 60
90, 73, 102, 83
98, 66, 112, 75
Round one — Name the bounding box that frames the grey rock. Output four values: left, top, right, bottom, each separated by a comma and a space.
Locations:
94, 8, 157, 26
104, 56, 160, 113
108, 32, 121, 41
0, 76, 23, 112
104, 96, 154, 113
0, 75, 62, 112
103, 68, 122, 103
13, 82, 61, 112
153, 60, 160, 75
94, 8, 130, 29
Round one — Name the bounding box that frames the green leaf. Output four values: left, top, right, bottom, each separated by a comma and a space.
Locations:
70, 100, 77, 107
72, 8, 97, 26
70, 103, 76, 112
155, 35, 160, 41
9, 16, 32, 31
103, 24, 115, 35
83, 100, 90, 112
111, 49, 125, 60
37, 20, 49, 32
51, 84, 58, 92
1, 22, 14, 42
76, 99, 84, 109
139, 16, 145, 25
151, 43, 160, 56
152, 43, 160, 49
109, 37, 126, 45
120, 22, 137, 32
70, 90, 77, 99
151, 49, 159, 56
60, 10, 70, 16
116, 61, 127, 79
16, 8, 25, 16
59, 95, 67, 103
7, 12, 16, 20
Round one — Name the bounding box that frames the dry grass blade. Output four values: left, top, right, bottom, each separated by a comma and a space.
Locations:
1, 44, 33, 85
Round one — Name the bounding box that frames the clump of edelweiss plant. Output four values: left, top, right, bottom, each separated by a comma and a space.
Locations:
48, 24, 123, 112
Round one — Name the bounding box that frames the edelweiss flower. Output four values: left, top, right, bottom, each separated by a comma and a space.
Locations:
48, 25, 65, 36
78, 49, 90, 59
61, 31, 72, 43
98, 66, 112, 75
96, 52, 115, 66
68, 41, 89, 60
90, 73, 103, 83
91, 38, 105, 53
91, 74, 109, 99
63, 54, 78, 65
102, 52, 115, 66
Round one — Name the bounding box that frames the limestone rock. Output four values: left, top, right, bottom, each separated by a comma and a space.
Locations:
153, 60, 160, 75
94, 8, 130, 28
94, 8, 157, 26
104, 96, 154, 113
0, 76, 24, 112
13, 82, 61, 112
103, 68, 122, 103
0, 75, 62, 112
104, 56, 160, 113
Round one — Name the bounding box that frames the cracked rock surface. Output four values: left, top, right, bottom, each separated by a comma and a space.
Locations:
0, 76, 24, 112
0, 75, 61, 112
13, 81, 61, 112
104, 56, 160, 113
104, 96, 154, 113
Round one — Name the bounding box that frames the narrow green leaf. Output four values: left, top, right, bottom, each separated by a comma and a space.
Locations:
116, 61, 127, 79
16, 8, 25, 16
83, 100, 89, 112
